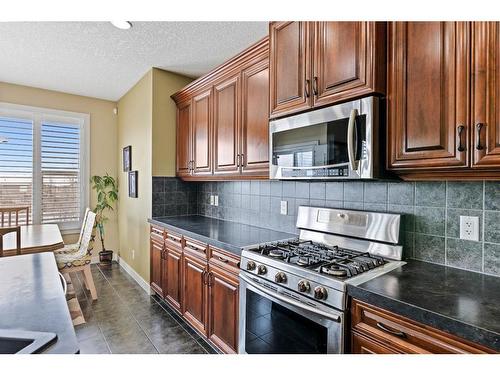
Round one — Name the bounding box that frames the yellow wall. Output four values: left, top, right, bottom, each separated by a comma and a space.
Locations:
0, 81, 119, 253
152, 68, 193, 176
117, 70, 153, 280
117, 68, 191, 281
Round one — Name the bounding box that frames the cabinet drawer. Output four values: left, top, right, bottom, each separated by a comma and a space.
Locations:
184, 237, 208, 259
150, 225, 164, 244
352, 331, 400, 354
351, 299, 494, 354
209, 247, 240, 275
165, 231, 183, 250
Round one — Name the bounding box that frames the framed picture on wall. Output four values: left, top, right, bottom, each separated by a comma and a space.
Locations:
128, 170, 138, 198
123, 145, 132, 172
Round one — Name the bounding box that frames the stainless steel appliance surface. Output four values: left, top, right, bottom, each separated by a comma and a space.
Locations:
269, 96, 383, 180
238, 206, 405, 354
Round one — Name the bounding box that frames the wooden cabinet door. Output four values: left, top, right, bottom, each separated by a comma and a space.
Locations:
472, 22, 500, 168
213, 75, 240, 175
207, 265, 239, 354
313, 22, 385, 107
269, 21, 311, 118
241, 58, 270, 176
163, 246, 182, 312
150, 240, 164, 297
182, 253, 208, 335
387, 22, 470, 170
352, 332, 399, 354
176, 100, 192, 177
192, 88, 213, 176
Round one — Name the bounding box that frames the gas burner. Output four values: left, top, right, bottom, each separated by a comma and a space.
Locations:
269, 249, 286, 259
321, 265, 348, 278
296, 256, 313, 266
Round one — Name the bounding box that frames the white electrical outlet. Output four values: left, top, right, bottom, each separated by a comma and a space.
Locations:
460, 216, 480, 241
132, 250, 135, 260
210, 195, 215, 205
214, 195, 219, 206
280, 200, 288, 215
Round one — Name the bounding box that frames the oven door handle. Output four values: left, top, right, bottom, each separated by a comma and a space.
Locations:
347, 108, 359, 172
240, 273, 341, 323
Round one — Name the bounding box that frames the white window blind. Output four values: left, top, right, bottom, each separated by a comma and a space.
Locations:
0, 117, 33, 224
41, 122, 81, 224
0, 103, 89, 232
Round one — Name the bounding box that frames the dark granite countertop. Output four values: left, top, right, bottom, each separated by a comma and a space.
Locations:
0, 253, 79, 354
347, 260, 500, 352
149, 215, 295, 256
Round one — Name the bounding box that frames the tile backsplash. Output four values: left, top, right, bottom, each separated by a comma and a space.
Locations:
153, 177, 500, 277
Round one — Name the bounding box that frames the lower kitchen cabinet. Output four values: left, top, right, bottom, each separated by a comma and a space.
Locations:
207, 264, 239, 354
350, 299, 494, 354
150, 226, 241, 353
182, 252, 209, 336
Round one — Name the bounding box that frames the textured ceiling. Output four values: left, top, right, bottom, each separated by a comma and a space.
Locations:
0, 22, 268, 101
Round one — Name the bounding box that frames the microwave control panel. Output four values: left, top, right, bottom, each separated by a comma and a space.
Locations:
281, 167, 349, 178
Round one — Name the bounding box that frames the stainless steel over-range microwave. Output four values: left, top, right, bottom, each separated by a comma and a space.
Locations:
269, 96, 383, 180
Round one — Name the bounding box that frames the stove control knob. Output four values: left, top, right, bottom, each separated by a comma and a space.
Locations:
314, 286, 328, 300
246, 261, 256, 271
275, 272, 287, 283
297, 280, 310, 293
257, 265, 267, 275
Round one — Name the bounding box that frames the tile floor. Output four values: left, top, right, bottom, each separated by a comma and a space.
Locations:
72, 262, 217, 354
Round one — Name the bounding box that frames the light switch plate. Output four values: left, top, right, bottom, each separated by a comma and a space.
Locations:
214, 195, 219, 207
210, 195, 215, 205
280, 200, 288, 215
460, 216, 480, 241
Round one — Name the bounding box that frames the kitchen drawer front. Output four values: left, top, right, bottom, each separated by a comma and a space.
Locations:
351, 331, 400, 354
183, 237, 208, 260
150, 225, 165, 244
209, 246, 240, 275
165, 231, 183, 251
351, 299, 494, 354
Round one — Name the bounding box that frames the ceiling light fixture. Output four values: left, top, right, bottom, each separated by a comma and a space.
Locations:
110, 21, 132, 30
0, 136, 8, 143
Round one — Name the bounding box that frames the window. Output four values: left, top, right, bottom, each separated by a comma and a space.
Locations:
0, 103, 89, 232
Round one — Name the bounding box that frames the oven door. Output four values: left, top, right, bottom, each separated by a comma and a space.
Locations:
269, 96, 378, 180
239, 273, 344, 354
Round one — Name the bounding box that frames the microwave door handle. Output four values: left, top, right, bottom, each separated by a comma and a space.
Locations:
347, 108, 359, 171
240, 273, 341, 322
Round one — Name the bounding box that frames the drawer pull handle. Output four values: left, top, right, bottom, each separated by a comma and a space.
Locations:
457, 125, 465, 152
217, 256, 229, 263
376, 322, 406, 338
476, 123, 485, 150
167, 236, 180, 243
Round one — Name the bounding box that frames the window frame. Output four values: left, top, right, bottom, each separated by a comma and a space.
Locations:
0, 102, 90, 234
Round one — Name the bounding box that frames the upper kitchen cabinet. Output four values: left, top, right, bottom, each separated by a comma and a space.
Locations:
471, 22, 500, 168
240, 58, 270, 176
172, 37, 269, 181
269, 21, 386, 119
269, 21, 311, 118
192, 88, 213, 176
176, 100, 192, 177
387, 22, 470, 172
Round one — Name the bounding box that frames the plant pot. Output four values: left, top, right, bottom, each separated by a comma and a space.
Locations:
99, 250, 113, 266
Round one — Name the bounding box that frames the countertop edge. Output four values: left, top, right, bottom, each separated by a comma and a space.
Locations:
347, 284, 500, 352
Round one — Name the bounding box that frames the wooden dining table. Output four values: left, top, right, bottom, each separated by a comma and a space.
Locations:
1, 224, 64, 257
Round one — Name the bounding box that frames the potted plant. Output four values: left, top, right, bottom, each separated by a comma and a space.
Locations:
90, 173, 118, 266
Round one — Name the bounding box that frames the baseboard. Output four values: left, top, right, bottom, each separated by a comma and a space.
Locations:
117, 256, 152, 295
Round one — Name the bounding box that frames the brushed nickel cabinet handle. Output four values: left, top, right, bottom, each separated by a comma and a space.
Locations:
313, 76, 318, 96
237, 154, 241, 167
304, 79, 310, 98
376, 322, 406, 338
476, 123, 485, 150
241, 153, 245, 167
217, 256, 229, 263
457, 125, 465, 152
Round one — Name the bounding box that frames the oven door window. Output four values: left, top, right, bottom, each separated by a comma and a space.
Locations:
245, 289, 328, 354
272, 116, 365, 168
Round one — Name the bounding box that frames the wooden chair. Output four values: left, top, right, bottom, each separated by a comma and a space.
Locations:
0, 206, 30, 227
54, 209, 98, 300
0, 226, 21, 257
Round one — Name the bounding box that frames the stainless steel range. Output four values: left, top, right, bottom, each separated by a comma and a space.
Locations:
238, 206, 405, 354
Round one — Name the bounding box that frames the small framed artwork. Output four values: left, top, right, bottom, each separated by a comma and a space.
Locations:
128, 170, 138, 198
123, 145, 132, 172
